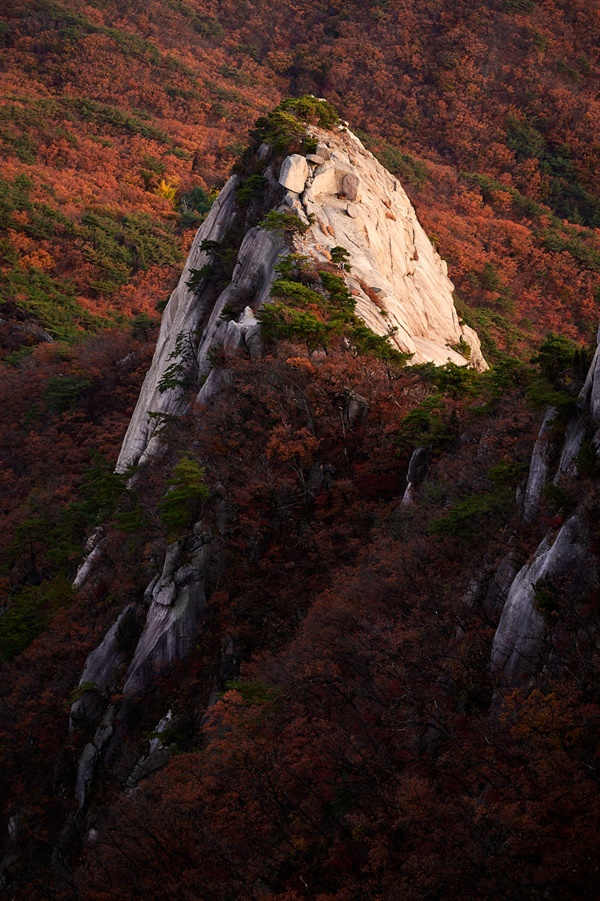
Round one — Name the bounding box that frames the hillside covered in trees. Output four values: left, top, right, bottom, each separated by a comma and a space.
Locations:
2, 0, 600, 351
0, 1, 599, 897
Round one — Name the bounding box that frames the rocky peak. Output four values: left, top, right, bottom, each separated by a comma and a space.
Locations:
117, 105, 485, 474
279, 125, 486, 370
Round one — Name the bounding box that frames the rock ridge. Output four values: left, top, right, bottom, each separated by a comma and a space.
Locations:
116, 118, 486, 473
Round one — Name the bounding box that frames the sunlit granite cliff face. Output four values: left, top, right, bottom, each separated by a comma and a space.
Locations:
116, 119, 485, 473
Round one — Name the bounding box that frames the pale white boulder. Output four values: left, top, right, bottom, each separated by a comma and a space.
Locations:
278, 154, 309, 194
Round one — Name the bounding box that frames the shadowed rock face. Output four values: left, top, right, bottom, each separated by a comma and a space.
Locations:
69, 605, 140, 732
551, 325, 600, 480
123, 582, 206, 698
521, 406, 558, 524
492, 516, 595, 687
401, 445, 428, 506
487, 327, 600, 705
484, 552, 521, 620
122, 528, 223, 699
116, 176, 243, 472
491, 515, 595, 693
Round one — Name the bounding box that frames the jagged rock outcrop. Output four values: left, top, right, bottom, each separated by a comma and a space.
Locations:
489, 327, 600, 698
490, 514, 595, 692
117, 117, 486, 473
294, 126, 486, 370
116, 176, 242, 472
70, 110, 490, 810
521, 406, 558, 524
279, 154, 309, 193
69, 605, 140, 731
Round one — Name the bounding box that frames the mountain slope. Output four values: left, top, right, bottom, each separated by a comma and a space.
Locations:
1, 0, 599, 356
115, 107, 485, 473
0, 3, 600, 896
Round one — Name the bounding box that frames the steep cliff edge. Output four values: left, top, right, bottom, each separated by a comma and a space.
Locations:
67, 104, 600, 826
489, 328, 600, 699
116, 105, 485, 473
291, 125, 485, 369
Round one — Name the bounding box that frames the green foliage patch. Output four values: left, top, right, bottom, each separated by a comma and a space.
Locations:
260, 265, 410, 364
505, 114, 600, 228
43, 374, 92, 413
503, 0, 536, 11
413, 361, 479, 399
1, 266, 104, 342
429, 461, 519, 540
463, 171, 547, 221
158, 456, 209, 537
70, 97, 173, 146
330, 246, 352, 272
0, 173, 70, 240
178, 186, 214, 227
38, 0, 163, 62
524, 332, 588, 415
376, 144, 428, 188
271, 279, 325, 308
186, 236, 240, 294
278, 96, 340, 129
530, 332, 583, 388
537, 228, 600, 274
80, 209, 182, 294
157, 331, 196, 394
259, 210, 311, 236
0, 173, 181, 339
0, 577, 73, 662
452, 295, 530, 360
166, 0, 225, 42
253, 95, 339, 156
259, 304, 331, 352
396, 397, 457, 456
235, 174, 267, 206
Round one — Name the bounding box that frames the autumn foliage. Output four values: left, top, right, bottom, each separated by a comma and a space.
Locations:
1, 0, 600, 896
0, 0, 599, 355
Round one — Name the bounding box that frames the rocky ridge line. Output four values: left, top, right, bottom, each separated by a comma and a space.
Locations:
115, 120, 486, 474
